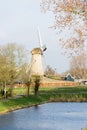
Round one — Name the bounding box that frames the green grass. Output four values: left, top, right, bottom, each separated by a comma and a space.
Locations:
0, 85, 87, 114
0, 96, 43, 113
39, 86, 87, 102
12, 87, 27, 95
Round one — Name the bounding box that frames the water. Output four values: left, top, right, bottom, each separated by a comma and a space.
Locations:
0, 103, 87, 130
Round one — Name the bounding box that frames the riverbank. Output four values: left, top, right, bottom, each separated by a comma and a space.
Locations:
0, 86, 87, 114
0, 96, 46, 115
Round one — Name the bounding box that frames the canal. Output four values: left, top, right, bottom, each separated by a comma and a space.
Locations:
0, 103, 87, 130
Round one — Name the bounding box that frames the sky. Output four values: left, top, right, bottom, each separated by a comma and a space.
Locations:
0, 0, 70, 74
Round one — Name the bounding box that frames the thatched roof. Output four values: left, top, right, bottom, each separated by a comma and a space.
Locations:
31, 48, 43, 55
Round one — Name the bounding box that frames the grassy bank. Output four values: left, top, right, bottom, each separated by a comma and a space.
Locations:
0, 85, 87, 114
0, 96, 44, 114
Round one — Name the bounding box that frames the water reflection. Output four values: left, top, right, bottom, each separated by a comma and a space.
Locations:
0, 103, 87, 130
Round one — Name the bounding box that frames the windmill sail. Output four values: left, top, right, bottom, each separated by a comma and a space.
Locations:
37, 27, 47, 52
37, 27, 43, 48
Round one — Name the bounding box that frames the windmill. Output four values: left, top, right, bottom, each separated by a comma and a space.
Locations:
26, 28, 47, 80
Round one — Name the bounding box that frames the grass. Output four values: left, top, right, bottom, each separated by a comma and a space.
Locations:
0, 96, 43, 114
39, 86, 87, 102
0, 85, 87, 114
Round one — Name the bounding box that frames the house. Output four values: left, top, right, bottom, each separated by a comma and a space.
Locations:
65, 73, 74, 81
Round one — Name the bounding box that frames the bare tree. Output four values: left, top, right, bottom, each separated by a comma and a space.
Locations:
44, 65, 56, 76
41, 0, 87, 55
70, 51, 87, 79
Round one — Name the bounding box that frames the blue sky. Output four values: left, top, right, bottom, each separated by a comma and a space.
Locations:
0, 0, 70, 73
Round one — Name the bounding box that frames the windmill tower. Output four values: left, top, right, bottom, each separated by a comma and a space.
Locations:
30, 28, 47, 77
31, 48, 43, 76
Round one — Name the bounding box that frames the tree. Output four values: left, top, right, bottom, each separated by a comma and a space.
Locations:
22, 64, 32, 97
69, 51, 87, 79
41, 0, 87, 20
41, 0, 87, 55
0, 43, 27, 98
0, 55, 10, 98
32, 75, 41, 98
44, 65, 56, 76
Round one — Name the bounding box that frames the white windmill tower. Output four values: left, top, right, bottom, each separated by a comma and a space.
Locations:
29, 28, 47, 77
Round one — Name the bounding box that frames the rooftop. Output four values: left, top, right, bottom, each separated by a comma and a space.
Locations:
31, 48, 43, 55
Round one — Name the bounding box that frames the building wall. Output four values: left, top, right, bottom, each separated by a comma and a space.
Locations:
31, 54, 44, 76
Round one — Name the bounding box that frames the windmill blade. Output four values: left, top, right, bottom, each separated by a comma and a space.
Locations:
26, 62, 30, 73
37, 27, 43, 48
25, 52, 31, 73
37, 27, 47, 52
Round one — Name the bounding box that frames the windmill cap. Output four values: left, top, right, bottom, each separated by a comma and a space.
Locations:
31, 48, 43, 55
42, 46, 47, 51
